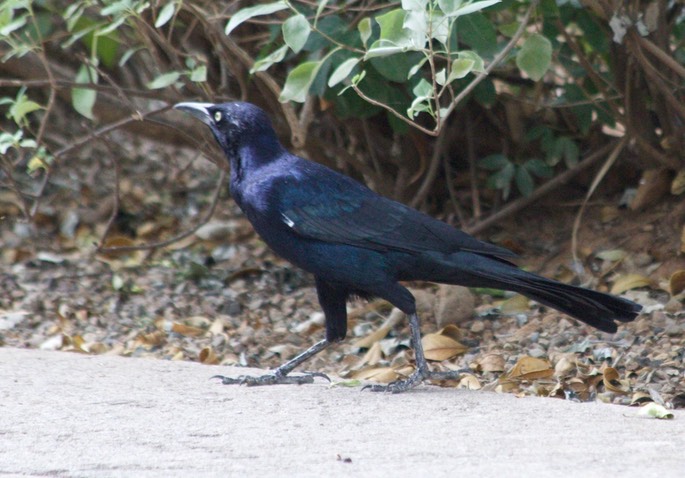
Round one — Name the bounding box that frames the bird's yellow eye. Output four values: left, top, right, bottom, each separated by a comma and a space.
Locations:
214, 111, 222, 122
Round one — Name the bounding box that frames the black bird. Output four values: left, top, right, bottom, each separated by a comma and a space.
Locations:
174, 101, 641, 393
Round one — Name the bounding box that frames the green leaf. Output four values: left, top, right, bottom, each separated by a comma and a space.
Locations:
516, 33, 552, 82
251, 44, 288, 73
119, 46, 142, 67
402, 0, 427, 10
429, 10, 450, 45
155, 2, 176, 28
146, 70, 180, 89
458, 50, 484, 73
447, 58, 475, 82
479, 154, 509, 170
328, 58, 359, 87
439, 0, 501, 17
0, 14, 27, 36
489, 161, 515, 199
524, 158, 553, 178
358, 17, 372, 46
315, 0, 328, 24
515, 165, 534, 197
375, 8, 424, 50
190, 65, 207, 82
72, 64, 98, 120
457, 12, 498, 56
283, 14, 310, 53
225, 1, 287, 35
556, 137, 579, 168
279, 61, 322, 103
369, 51, 422, 82
407, 78, 434, 118
10, 99, 41, 124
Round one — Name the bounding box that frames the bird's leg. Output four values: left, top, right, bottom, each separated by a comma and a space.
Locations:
214, 339, 332, 386
365, 312, 463, 393
364, 312, 430, 393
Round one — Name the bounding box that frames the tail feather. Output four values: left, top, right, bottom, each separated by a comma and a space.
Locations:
418, 252, 642, 333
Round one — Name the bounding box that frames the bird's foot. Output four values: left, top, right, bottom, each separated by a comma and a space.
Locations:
362, 368, 466, 393
212, 371, 330, 387
362, 368, 427, 393
425, 369, 467, 383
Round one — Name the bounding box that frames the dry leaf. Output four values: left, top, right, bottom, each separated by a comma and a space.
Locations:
352, 325, 393, 350
554, 355, 576, 377
209, 317, 226, 335
500, 294, 530, 314
595, 249, 627, 262
422, 325, 468, 361
610, 274, 652, 295
670, 169, 685, 195
351, 365, 413, 384
457, 374, 482, 390
199, 347, 219, 365
630, 168, 670, 210
668, 270, 685, 296
477, 353, 506, 373
603, 367, 631, 394
96, 236, 146, 267
630, 391, 654, 406
357, 341, 383, 368
600, 206, 620, 223
505, 356, 554, 381
156, 319, 205, 337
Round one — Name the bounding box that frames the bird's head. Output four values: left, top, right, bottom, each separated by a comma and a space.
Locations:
174, 101, 281, 165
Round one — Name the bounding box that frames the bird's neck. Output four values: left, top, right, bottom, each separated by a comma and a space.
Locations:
230, 135, 286, 184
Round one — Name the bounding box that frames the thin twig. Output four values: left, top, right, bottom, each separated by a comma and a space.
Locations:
637, 35, 685, 81
570, 136, 628, 275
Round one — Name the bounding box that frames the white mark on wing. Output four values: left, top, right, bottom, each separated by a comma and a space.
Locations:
282, 213, 295, 228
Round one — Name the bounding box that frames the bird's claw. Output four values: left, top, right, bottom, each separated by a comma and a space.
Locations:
361, 369, 464, 393
211, 370, 330, 387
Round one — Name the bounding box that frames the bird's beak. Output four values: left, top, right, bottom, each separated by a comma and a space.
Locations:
174, 102, 214, 126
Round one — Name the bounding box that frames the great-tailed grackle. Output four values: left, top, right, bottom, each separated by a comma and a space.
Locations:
174, 101, 642, 393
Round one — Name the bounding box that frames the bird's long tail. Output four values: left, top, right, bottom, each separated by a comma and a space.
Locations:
423, 252, 641, 333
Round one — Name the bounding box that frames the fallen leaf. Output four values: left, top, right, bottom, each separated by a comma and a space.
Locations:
357, 341, 383, 368
199, 347, 219, 364
630, 168, 670, 210
554, 355, 576, 377
668, 270, 685, 296
457, 374, 482, 390
610, 274, 652, 295
351, 365, 413, 383
156, 319, 205, 337
630, 391, 654, 406
670, 169, 685, 195
603, 367, 631, 394
422, 325, 468, 361
477, 353, 506, 373
505, 356, 554, 381
635, 403, 674, 419
595, 249, 627, 262
499, 294, 530, 314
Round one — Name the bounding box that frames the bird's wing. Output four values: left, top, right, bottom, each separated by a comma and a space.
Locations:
278, 171, 515, 259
